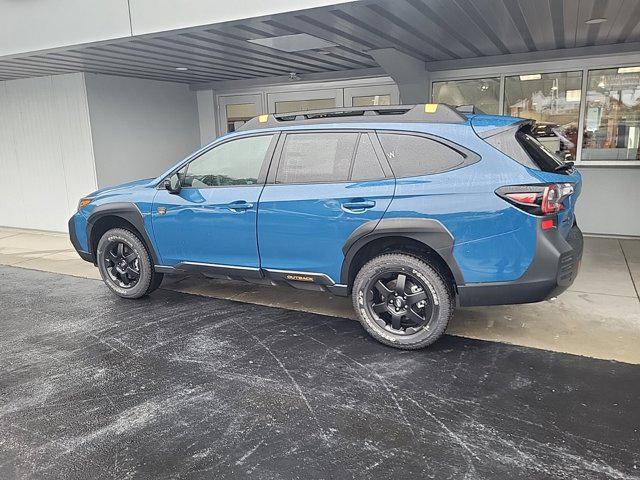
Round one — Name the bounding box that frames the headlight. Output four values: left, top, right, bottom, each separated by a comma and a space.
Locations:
77, 198, 93, 210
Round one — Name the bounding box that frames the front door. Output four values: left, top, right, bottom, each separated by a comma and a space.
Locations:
152, 133, 277, 268
258, 131, 395, 284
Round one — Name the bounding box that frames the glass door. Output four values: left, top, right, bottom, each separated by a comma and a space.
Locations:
344, 85, 399, 107
218, 94, 264, 135
267, 89, 343, 114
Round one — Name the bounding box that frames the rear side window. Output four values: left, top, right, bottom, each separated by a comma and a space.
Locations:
484, 124, 565, 172
377, 133, 465, 177
350, 134, 385, 181
276, 132, 358, 184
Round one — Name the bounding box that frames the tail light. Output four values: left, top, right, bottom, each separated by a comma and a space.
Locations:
496, 183, 573, 216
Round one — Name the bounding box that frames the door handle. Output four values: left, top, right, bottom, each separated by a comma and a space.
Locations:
341, 199, 376, 212
227, 200, 254, 212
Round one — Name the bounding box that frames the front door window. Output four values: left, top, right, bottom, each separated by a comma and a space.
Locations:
183, 135, 274, 188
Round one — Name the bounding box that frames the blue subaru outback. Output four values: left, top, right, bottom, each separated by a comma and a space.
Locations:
69, 104, 583, 349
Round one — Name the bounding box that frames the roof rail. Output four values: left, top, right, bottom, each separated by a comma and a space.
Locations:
237, 104, 467, 131
455, 104, 485, 115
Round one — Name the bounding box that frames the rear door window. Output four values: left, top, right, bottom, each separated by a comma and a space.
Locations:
276, 132, 358, 184
377, 133, 465, 177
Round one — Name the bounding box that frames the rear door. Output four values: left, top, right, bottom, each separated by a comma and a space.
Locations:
257, 130, 395, 284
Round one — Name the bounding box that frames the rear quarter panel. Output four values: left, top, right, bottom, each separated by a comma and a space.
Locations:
379, 123, 542, 283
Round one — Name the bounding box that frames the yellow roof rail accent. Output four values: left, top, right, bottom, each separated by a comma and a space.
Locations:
258, 114, 269, 123
424, 103, 438, 113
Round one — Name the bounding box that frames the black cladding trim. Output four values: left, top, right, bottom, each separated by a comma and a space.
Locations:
170, 262, 264, 280
86, 202, 159, 265
68, 216, 93, 263
340, 217, 465, 287
457, 223, 583, 306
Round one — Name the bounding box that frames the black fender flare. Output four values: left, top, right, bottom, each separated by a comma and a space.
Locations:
86, 202, 159, 265
340, 218, 465, 287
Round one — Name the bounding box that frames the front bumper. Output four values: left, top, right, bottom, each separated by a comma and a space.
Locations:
457, 222, 583, 307
68, 216, 94, 264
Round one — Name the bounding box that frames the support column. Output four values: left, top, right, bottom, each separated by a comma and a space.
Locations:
368, 48, 429, 104
196, 89, 217, 145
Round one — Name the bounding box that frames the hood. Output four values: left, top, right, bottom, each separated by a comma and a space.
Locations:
89, 178, 155, 199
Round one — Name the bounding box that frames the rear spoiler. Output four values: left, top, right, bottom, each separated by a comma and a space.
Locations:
471, 118, 532, 139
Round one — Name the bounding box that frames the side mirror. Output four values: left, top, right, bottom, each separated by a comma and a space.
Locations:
164, 173, 181, 194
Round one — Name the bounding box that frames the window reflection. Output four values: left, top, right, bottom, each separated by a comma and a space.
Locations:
582, 68, 640, 161
432, 78, 500, 115
504, 71, 582, 158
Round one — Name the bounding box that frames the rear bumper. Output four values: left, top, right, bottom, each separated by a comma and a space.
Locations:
68, 215, 94, 264
457, 222, 583, 307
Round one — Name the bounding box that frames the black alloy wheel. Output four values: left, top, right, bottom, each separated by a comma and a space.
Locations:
103, 241, 141, 289
365, 271, 438, 335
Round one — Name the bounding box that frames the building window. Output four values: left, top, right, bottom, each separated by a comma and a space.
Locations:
582, 67, 640, 162
274, 98, 336, 114
352, 95, 391, 107
504, 71, 582, 159
432, 78, 500, 115
225, 103, 257, 133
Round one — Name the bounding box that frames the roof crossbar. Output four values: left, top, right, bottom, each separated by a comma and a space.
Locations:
238, 104, 467, 131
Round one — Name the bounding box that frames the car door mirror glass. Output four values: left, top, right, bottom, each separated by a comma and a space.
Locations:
164, 173, 181, 194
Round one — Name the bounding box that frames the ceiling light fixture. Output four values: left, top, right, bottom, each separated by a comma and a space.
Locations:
585, 17, 606, 24
288, 72, 301, 81
519, 74, 541, 81
618, 66, 640, 74
175, 67, 189, 71
248, 33, 337, 52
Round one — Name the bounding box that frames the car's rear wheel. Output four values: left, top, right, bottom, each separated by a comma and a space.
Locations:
96, 228, 163, 299
352, 253, 453, 349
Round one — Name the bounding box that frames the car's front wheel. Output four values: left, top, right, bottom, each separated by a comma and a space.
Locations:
352, 253, 453, 349
96, 228, 163, 299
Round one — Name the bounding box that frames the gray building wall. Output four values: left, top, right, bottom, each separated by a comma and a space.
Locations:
85, 73, 200, 188
0, 73, 97, 232
575, 168, 640, 237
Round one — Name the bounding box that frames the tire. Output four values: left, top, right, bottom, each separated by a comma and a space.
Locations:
96, 227, 163, 299
352, 253, 453, 350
